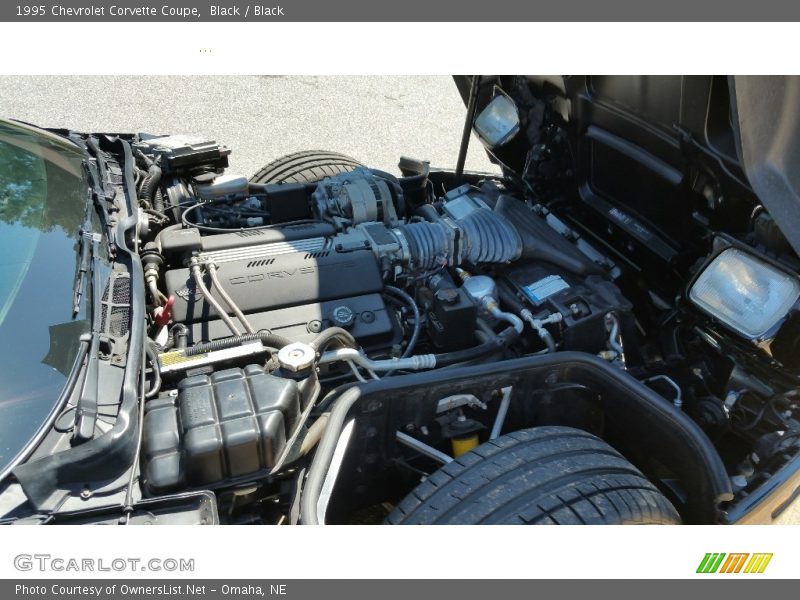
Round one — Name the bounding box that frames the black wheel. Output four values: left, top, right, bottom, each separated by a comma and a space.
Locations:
386, 426, 681, 525
251, 150, 364, 184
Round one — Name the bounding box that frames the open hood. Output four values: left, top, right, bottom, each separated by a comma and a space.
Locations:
454, 76, 800, 279
731, 76, 800, 258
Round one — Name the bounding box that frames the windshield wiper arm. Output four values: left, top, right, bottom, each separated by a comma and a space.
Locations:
82, 150, 116, 256
72, 226, 103, 444
72, 196, 98, 316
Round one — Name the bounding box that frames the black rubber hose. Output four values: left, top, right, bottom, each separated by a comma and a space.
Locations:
172, 323, 189, 350
397, 156, 430, 190
384, 286, 421, 358
143, 208, 169, 223
160, 323, 189, 351
153, 188, 165, 213
184, 330, 292, 357
310, 327, 358, 352
414, 204, 440, 223
433, 327, 519, 368
140, 164, 162, 204
144, 342, 162, 400
497, 280, 526, 314
383, 285, 422, 378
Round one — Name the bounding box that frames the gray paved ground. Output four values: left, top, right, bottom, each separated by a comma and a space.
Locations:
0, 75, 495, 176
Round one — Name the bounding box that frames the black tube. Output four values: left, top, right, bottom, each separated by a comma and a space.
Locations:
144, 342, 162, 400
384, 286, 421, 359
383, 285, 422, 378
497, 280, 526, 313
310, 327, 358, 352
184, 330, 292, 357
414, 204, 440, 223
159, 323, 189, 352
398, 156, 431, 187
172, 323, 189, 350
143, 208, 169, 223
153, 188, 165, 213
434, 339, 503, 368
433, 327, 518, 368
455, 75, 481, 185
140, 164, 162, 204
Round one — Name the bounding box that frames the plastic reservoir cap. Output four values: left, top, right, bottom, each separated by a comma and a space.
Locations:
277, 342, 316, 372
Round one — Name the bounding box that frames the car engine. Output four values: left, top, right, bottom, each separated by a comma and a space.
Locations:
125, 124, 800, 524
4, 78, 800, 527
130, 136, 634, 499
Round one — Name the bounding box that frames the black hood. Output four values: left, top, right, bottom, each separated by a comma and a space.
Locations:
454, 76, 800, 291
730, 76, 800, 257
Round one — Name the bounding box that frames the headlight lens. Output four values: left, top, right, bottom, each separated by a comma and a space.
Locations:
474, 95, 520, 148
689, 247, 800, 339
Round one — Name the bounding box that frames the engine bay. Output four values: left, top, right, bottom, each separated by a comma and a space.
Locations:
5, 77, 794, 525
119, 114, 800, 524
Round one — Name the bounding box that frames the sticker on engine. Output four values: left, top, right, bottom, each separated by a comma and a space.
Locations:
522, 275, 570, 304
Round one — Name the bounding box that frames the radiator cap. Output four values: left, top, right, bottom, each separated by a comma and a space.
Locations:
278, 342, 316, 372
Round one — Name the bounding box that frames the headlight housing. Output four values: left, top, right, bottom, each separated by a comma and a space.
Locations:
688, 246, 800, 340
473, 94, 520, 148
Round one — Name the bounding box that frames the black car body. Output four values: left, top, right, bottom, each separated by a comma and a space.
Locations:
1, 76, 799, 525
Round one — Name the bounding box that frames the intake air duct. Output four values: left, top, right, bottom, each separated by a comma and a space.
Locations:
394, 207, 522, 270
493, 195, 605, 276
398, 220, 453, 270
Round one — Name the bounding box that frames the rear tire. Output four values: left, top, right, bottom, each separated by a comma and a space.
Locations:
386, 426, 681, 525
251, 150, 364, 184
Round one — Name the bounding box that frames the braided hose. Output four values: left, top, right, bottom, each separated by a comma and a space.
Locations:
189, 260, 241, 337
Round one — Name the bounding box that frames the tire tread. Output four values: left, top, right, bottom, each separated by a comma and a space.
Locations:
386, 426, 681, 525
251, 150, 364, 184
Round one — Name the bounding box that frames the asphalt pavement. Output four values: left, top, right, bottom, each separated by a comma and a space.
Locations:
0, 75, 495, 176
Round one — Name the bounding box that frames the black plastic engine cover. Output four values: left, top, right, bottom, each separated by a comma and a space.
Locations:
185, 293, 396, 349
165, 249, 383, 323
